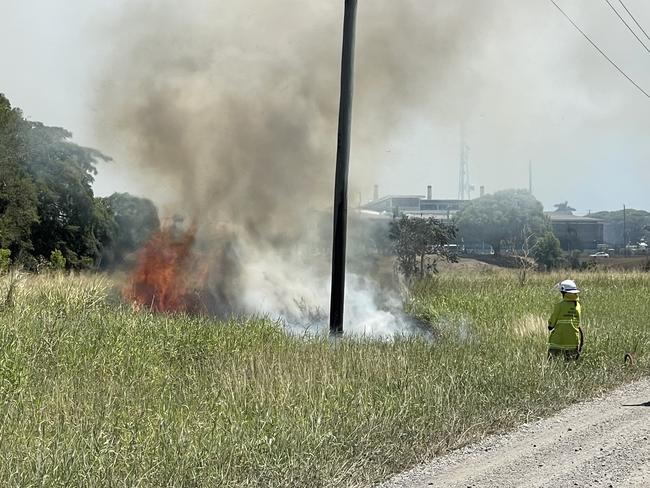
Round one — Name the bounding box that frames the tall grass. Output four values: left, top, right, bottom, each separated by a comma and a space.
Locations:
0, 270, 648, 487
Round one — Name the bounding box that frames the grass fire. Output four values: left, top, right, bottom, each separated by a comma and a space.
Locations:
2, 0, 650, 486
123, 225, 205, 313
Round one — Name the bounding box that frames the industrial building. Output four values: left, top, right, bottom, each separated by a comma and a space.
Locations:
362, 184, 607, 253
545, 212, 604, 251
361, 186, 466, 222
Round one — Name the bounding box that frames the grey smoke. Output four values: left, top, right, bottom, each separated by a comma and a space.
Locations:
97, 0, 491, 335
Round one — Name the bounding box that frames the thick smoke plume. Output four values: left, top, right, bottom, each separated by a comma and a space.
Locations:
98, 0, 490, 336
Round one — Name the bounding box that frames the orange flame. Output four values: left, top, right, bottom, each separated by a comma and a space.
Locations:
123, 225, 205, 313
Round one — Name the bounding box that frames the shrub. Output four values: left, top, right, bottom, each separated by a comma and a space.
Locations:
49, 249, 66, 270
0, 248, 10, 273
568, 251, 585, 270
531, 231, 563, 270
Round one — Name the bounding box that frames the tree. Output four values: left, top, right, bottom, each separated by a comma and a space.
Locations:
98, 193, 160, 268
0, 94, 39, 258
553, 201, 576, 214
515, 227, 537, 285
532, 231, 563, 270
389, 215, 457, 279
590, 209, 650, 245
0, 94, 140, 270
455, 189, 548, 256
24, 121, 112, 268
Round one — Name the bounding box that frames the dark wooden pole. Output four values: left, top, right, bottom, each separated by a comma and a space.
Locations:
329, 0, 358, 335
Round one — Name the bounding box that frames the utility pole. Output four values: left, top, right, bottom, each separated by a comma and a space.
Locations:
329, 0, 357, 335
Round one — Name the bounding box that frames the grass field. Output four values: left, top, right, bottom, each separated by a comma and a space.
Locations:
0, 270, 648, 487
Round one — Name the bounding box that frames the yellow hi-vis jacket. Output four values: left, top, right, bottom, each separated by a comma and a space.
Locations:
548, 294, 581, 350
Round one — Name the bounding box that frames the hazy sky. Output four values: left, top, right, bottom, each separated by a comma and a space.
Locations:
1, 0, 649, 214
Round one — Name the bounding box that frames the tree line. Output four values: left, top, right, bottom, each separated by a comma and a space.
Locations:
5, 91, 636, 277
0, 94, 159, 271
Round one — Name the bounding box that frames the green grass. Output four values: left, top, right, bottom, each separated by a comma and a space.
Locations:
0, 270, 648, 487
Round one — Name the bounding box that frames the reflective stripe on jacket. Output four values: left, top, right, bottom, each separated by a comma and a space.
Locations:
548, 296, 581, 350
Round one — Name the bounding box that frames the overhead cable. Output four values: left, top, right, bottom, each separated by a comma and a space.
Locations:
618, 0, 650, 42
548, 0, 650, 98
604, 0, 650, 54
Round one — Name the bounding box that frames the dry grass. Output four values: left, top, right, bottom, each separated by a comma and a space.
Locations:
0, 270, 648, 487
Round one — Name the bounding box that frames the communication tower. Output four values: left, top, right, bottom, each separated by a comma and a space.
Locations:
458, 125, 473, 200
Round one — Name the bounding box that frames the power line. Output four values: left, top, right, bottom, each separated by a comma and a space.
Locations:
618, 0, 650, 42
604, 0, 650, 54
548, 0, 650, 99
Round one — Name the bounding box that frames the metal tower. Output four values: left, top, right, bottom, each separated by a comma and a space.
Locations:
458, 125, 472, 200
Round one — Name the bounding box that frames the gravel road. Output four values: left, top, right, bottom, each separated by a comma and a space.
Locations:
378, 377, 650, 488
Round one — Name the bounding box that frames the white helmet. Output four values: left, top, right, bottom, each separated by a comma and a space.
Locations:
558, 279, 580, 294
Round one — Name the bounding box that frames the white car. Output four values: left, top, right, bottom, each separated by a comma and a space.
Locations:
589, 251, 609, 258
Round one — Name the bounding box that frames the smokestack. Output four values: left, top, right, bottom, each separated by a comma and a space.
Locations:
373, 184, 379, 201
427, 185, 432, 200
480, 185, 485, 197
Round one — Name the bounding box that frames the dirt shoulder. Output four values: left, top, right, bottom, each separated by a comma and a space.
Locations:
377, 377, 650, 488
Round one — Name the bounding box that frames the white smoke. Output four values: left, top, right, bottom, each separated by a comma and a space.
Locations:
230, 236, 430, 338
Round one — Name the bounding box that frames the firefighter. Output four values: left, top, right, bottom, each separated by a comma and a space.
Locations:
547, 279, 582, 360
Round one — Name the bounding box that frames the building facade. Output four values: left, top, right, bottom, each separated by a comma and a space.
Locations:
361, 195, 465, 221
546, 213, 604, 251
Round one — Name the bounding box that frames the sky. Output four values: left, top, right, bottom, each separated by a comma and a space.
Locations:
1, 0, 649, 215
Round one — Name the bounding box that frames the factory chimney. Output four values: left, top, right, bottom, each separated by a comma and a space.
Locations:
427, 185, 432, 200
480, 186, 485, 197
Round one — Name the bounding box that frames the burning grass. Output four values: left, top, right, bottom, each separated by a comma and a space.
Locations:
123, 225, 208, 313
0, 271, 649, 486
